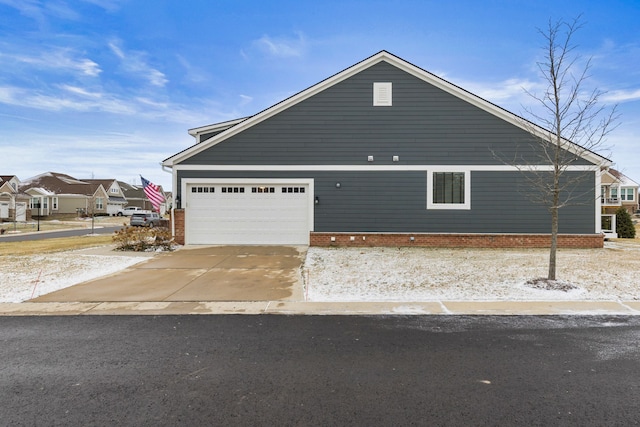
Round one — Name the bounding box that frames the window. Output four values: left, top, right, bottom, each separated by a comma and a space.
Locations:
191, 186, 215, 193
282, 187, 305, 193
52, 197, 58, 210
252, 187, 275, 193
621, 188, 635, 201
221, 187, 244, 193
110, 187, 118, 193
610, 186, 618, 198
96, 198, 104, 209
427, 170, 471, 210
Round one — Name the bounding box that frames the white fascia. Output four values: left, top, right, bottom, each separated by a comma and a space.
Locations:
172, 164, 601, 172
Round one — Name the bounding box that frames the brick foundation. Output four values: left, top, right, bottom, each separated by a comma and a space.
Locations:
171, 211, 603, 248
171, 209, 185, 245
310, 232, 604, 249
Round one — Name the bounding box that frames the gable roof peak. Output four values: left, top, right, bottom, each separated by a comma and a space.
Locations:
163, 51, 611, 168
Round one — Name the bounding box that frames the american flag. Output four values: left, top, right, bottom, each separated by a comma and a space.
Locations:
140, 176, 165, 212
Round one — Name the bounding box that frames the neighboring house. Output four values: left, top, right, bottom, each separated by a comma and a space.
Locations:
0, 175, 30, 222
600, 169, 639, 238
162, 51, 610, 248
118, 181, 169, 214
85, 179, 127, 216
600, 169, 639, 215
20, 172, 109, 217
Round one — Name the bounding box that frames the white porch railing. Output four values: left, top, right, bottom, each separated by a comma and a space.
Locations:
601, 197, 621, 206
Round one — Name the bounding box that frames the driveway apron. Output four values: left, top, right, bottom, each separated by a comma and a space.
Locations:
32, 246, 306, 303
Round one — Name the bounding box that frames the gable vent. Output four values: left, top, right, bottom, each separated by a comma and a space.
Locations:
373, 82, 392, 106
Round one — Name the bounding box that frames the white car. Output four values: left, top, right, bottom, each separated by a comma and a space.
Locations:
117, 206, 145, 216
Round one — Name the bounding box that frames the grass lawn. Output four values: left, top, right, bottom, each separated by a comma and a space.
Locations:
0, 235, 115, 256
1, 215, 127, 233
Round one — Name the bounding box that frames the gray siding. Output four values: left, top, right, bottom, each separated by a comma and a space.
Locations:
178, 170, 596, 234
181, 61, 592, 167
199, 130, 225, 142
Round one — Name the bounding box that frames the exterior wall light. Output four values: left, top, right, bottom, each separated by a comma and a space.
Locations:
335, 182, 341, 188
315, 196, 319, 204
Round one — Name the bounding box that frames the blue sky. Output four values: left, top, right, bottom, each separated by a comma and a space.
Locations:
1, 0, 639, 190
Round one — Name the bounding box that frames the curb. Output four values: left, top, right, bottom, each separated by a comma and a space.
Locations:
1, 300, 639, 316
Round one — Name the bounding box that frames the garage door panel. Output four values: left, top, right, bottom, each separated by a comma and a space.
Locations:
186, 183, 310, 245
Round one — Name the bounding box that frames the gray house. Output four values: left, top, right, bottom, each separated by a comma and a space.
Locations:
163, 51, 609, 247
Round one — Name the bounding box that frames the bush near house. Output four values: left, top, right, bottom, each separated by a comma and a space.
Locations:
112, 226, 175, 251
616, 207, 636, 238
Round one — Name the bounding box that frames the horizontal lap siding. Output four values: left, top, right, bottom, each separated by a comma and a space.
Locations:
177, 170, 596, 234
182, 62, 592, 167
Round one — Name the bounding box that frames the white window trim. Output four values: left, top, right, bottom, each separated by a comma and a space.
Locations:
426, 167, 471, 210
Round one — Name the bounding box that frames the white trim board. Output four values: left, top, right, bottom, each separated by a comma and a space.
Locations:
173, 164, 600, 172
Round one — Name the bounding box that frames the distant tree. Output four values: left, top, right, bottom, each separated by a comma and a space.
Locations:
615, 207, 636, 238
85, 191, 104, 234
515, 16, 618, 280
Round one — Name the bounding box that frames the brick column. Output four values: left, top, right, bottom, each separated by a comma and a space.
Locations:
171, 209, 185, 245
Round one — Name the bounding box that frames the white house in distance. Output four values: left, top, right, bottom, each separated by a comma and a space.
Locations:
600, 168, 639, 238
0, 175, 29, 222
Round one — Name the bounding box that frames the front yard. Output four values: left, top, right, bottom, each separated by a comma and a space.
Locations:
304, 240, 640, 302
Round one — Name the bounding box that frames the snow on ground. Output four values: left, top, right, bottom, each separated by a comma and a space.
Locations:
304, 242, 640, 302
0, 247, 153, 303
1, 242, 639, 303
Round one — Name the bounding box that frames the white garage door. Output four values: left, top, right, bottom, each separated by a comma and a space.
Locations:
186, 182, 311, 245
0, 202, 8, 219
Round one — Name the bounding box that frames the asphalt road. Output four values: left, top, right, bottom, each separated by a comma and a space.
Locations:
2, 315, 639, 426
0, 225, 123, 242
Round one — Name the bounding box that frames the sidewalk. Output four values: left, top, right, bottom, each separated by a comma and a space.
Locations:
1, 300, 639, 316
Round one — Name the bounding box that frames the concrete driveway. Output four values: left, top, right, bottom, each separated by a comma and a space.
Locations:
32, 246, 306, 303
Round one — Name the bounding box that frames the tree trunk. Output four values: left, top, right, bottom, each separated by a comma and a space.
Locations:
548, 205, 558, 280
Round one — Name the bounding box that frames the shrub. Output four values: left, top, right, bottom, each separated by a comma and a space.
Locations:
615, 207, 636, 238
112, 226, 176, 251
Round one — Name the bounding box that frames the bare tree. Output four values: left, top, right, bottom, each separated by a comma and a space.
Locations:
518, 16, 618, 281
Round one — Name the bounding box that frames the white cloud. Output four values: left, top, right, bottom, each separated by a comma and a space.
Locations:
0, 48, 101, 77
0, 0, 47, 23
461, 77, 543, 103
239, 94, 253, 106
58, 84, 103, 98
602, 88, 640, 103
252, 32, 307, 58
80, 0, 123, 12
108, 39, 168, 87
176, 54, 209, 84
